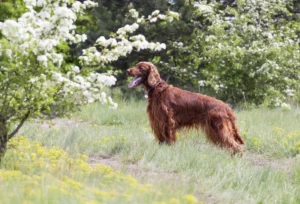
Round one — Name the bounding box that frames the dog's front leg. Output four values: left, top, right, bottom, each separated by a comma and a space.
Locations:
162, 105, 177, 144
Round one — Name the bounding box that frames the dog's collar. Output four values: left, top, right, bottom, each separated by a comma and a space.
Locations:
147, 79, 162, 94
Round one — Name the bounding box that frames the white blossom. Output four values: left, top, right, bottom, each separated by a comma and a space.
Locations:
158, 14, 166, 20
37, 55, 48, 66
198, 80, 206, 87
71, 66, 80, 73
152, 10, 160, 16
284, 88, 294, 97
281, 103, 291, 110
150, 17, 158, 23
83, 0, 98, 8
129, 9, 139, 18
6, 49, 12, 58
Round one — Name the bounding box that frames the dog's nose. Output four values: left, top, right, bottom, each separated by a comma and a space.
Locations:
126, 69, 131, 75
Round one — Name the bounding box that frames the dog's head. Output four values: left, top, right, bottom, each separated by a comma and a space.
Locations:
127, 62, 160, 88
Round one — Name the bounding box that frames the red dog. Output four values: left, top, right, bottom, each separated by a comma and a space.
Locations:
127, 62, 244, 154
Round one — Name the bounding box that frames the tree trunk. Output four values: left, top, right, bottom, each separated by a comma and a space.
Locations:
0, 123, 8, 162
0, 111, 31, 162
0, 136, 8, 161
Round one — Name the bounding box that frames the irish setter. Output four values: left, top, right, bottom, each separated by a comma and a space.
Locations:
127, 62, 244, 154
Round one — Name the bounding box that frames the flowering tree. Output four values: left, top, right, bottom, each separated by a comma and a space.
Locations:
79, 9, 178, 66
0, 0, 177, 159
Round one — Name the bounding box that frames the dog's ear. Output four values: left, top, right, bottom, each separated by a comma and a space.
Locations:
147, 63, 160, 86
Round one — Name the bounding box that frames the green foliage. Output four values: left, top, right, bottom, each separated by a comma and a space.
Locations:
0, 0, 27, 21
164, 0, 300, 106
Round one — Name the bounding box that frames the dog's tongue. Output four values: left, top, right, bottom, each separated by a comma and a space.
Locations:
128, 77, 143, 88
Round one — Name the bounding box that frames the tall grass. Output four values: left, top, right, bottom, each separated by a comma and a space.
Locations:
16, 100, 300, 203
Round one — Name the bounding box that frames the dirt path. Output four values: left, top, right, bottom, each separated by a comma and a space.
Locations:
196, 141, 295, 173
89, 156, 179, 182
244, 151, 296, 177
89, 155, 217, 204
32, 118, 91, 129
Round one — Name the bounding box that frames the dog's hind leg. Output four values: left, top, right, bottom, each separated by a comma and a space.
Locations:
226, 110, 245, 145
165, 126, 176, 144
221, 119, 243, 155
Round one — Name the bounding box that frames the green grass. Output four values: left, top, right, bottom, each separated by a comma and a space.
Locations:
13, 100, 300, 203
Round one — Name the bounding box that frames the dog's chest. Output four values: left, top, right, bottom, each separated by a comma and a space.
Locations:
146, 95, 165, 118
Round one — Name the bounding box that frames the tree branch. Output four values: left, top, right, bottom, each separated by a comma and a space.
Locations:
8, 110, 31, 140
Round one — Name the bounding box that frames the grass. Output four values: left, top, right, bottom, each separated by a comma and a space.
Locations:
3, 100, 300, 203
1, 137, 197, 204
